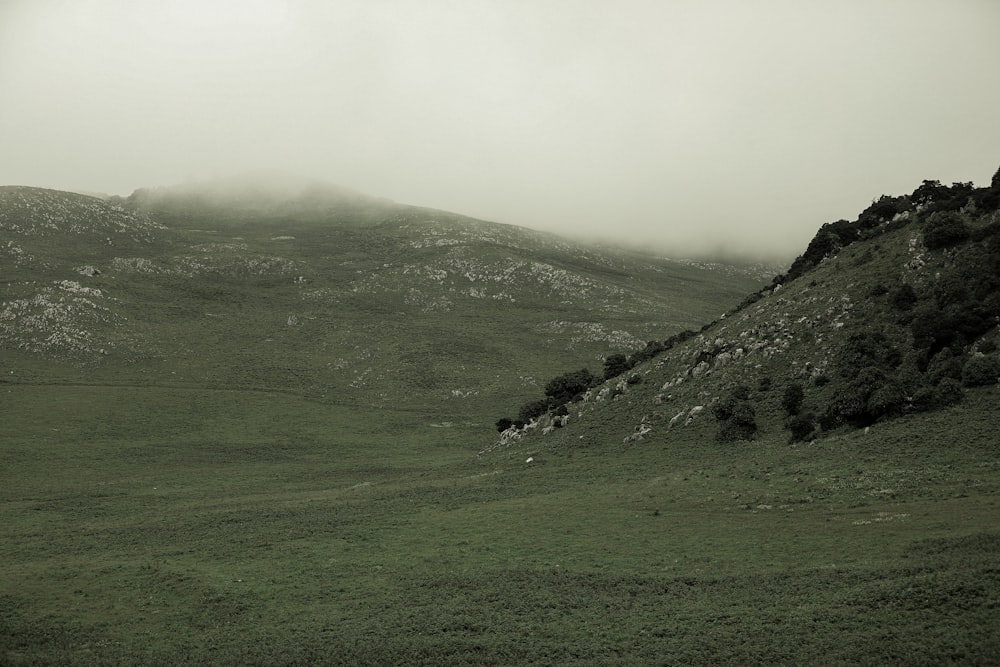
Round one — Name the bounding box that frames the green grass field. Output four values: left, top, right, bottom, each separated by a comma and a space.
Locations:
3, 381, 998, 665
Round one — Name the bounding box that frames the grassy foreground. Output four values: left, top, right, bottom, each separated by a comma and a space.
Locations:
2, 383, 999, 665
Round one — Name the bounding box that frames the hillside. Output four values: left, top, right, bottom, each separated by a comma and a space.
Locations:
492, 171, 1000, 452
0, 178, 767, 414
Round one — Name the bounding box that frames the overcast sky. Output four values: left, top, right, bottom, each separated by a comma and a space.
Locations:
2, 1, 998, 258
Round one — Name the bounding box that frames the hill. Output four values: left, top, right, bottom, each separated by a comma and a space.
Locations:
491, 171, 1000, 452
0, 178, 766, 415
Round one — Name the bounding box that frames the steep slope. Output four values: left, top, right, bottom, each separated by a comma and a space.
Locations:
492, 171, 1000, 453
0, 179, 768, 413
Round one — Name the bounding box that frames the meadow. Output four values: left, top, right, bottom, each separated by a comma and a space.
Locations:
3, 381, 998, 665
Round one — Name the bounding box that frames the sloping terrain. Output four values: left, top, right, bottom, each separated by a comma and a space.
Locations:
1, 178, 767, 414
492, 173, 1000, 452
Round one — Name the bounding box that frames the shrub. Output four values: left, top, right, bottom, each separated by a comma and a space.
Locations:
757, 377, 772, 392
786, 413, 816, 443
923, 212, 971, 250
933, 378, 964, 407
838, 331, 902, 377
825, 366, 905, 427
628, 340, 666, 367
858, 195, 909, 229
518, 398, 551, 423
962, 355, 1000, 387
495, 417, 514, 432
544, 368, 598, 404
782, 383, 805, 415
927, 348, 964, 383
602, 354, 630, 380
625, 373, 643, 385
889, 284, 919, 311
713, 391, 757, 442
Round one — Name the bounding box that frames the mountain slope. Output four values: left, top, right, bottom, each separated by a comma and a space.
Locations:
492, 172, 1000, 453
0, 179, 768, 413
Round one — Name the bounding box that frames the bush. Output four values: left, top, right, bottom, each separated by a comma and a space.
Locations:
786, 413, 816, 443
628, 340, 666, 367
838, 331, 902, 377
517, 398, 551, 423
602, 354, 630, 380
933, 378, 964, 407
923, 212, 971, 250
782, 383, 805, 415
927, 348, 964, 383
713, 391, 757, 442
825, 366, 905, 427
544, 368, 598, 404
757, 377, 772, 392
962, 355, 1000, 387
889, 284, 919, 311
495, 418, 514, 432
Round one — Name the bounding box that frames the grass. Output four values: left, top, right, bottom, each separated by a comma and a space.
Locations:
3, 382, 998, 665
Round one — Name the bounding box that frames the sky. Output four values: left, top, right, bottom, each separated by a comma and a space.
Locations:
1, 0, 999, 259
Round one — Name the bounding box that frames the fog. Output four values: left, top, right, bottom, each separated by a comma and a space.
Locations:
2, 1, 998, 259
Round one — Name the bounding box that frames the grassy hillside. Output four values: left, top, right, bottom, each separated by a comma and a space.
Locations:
3, 173, 999, 664
1, 181, 766, 415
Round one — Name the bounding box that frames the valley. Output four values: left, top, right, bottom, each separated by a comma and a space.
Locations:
2, 175, 999, 665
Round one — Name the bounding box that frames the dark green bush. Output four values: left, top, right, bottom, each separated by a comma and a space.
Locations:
923, 212, 971, 249
933, 378, 964, 407
713, 391, 757, 442
602, 354, 630, 380
786, 413, 816, 443
927, 348, 964, 383
544, 368, 598, 404
518, 398, 551, 423
838, 331, 902, 377
962, 355, 1000, 387
757, 377, 772, 392
628, 340, 666, 367
782, 383, 805, 415
889, 284, 919, 311
495, 418, 514, 432
825, 366, 906, 427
